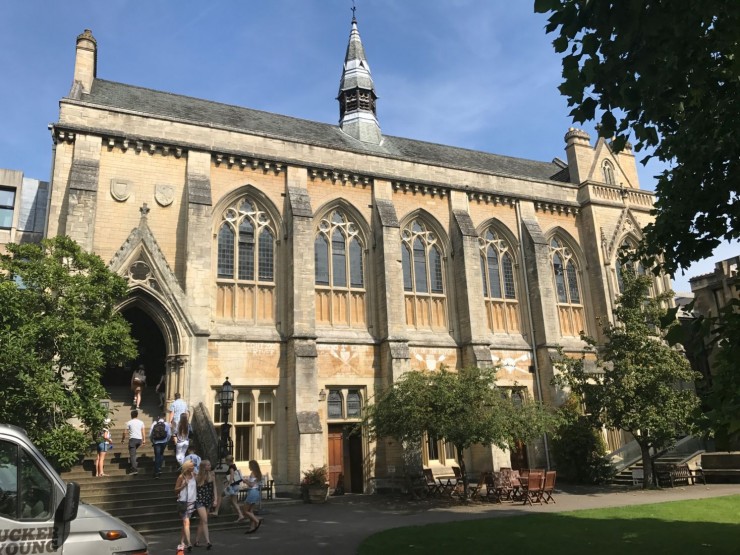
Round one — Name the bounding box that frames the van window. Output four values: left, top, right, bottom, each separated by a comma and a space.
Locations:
0, 439, 53, 520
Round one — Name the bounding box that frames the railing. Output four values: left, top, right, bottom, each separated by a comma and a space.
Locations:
191, 402, 219, 465
655, 435, 706, 463
606, 439, 643, 473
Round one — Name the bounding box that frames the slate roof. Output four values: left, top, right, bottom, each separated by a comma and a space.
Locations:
77, 79, 565, 183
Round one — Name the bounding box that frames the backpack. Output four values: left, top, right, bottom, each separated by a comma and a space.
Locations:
151, 420, 167, 441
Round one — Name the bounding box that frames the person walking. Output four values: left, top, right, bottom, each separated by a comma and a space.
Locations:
212, 455, 244, 521
242, 460, 264, 534
149, 413, 171, 478
121, 410, 145, 475
94, 418, 112, 477
174, 412, 192, 465
155, 374, 166, 408
193, 459, 217, 550
131, 365, 147, 409
169, 392, 188, 428
175, 459, 197, 552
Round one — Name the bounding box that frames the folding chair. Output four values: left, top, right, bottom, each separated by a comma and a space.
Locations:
522, 470, 544, 505
541, 471, 556, 504
422, 468, 442, 497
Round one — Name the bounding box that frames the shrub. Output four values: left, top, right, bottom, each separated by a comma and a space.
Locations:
551, 396, 615, 484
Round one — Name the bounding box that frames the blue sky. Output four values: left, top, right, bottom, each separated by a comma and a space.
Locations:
0, 0, 734, 291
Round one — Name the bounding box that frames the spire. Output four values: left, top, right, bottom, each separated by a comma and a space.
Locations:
338, 12, 381, 144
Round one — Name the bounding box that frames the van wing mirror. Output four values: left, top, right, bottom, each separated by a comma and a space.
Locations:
53, 482, 80, 550
61, 482, 80, 522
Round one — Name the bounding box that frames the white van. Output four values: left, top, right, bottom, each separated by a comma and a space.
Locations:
0, 423, 148, 554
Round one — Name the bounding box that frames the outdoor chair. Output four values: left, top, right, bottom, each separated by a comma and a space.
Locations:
522, 470, 544, 505
422, 468, 442, 497
541, 470, 556, 504
468, 472, 489, 500
483, 472, 503, 503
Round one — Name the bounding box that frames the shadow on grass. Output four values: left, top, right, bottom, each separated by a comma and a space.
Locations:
358, 496, 740, 555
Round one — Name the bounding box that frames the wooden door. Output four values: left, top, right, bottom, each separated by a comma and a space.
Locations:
510, 439, 528, 470
328, 427, 344, 490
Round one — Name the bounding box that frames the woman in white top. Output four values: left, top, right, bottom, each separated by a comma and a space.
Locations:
241, 460, 263, 534
175, 459, 197, 551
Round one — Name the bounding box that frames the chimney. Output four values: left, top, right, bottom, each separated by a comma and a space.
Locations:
563, 127, 592, 184
72, 29, 97, 95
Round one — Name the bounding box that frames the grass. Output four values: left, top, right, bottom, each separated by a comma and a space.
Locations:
358, 495, 740, 555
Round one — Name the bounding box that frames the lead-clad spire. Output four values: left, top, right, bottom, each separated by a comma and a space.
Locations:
338, 14, 381, 144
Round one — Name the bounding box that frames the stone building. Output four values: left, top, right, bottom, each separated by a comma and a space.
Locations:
46, 19, 668, 494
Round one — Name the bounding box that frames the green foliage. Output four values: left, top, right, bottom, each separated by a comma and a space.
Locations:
551, 396, 615, 484
364, 366, 558, 491
301, 465, 328, 486
554, 268, 701, 487
0, 236, 137, 470
535, 1, 740, 274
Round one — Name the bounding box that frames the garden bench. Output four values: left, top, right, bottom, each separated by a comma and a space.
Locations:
655, 463, 705, 487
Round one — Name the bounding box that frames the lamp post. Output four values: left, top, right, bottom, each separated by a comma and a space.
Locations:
218, 377, 234, 469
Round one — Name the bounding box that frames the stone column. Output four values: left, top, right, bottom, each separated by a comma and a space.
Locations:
449, 191, 492, 368
62, 133, 101, 252
282, 166, 323, 490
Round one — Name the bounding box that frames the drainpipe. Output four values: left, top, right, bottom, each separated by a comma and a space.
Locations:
45, 124, 57, 239
515, 200, 552, 469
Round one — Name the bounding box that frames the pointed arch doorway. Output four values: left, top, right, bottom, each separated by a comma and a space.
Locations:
100, 306, 166, 388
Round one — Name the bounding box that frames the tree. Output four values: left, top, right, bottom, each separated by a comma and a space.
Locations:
364, 366, 557, 498
0, 236, 137, 469
534, 1, 740, 274
554, 268, 700, 488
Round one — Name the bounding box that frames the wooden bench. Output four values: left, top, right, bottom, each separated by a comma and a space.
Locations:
655, 463, 705, 487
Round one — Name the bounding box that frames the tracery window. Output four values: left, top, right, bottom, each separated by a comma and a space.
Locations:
215, 197, 276, 323
550, 237, 585, 337
314, 210, 366, 327
401, 219, 447, 330
325, 388, 363, 421
479, 228, 520, 333
602, 160, 616, 185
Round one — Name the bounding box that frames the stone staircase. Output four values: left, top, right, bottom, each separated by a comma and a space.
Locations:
60, 386, 253, 535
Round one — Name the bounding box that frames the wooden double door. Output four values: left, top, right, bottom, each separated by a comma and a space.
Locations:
328, 424, 364, 493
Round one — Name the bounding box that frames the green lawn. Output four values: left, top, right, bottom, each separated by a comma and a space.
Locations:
358, 495, 740, 555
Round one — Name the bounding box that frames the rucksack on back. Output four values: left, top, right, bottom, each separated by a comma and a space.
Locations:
152, 420, 167, 441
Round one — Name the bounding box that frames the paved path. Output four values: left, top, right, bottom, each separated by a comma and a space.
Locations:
143, 484, 740, 554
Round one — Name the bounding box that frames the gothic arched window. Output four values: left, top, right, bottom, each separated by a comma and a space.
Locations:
550, 237, 585, 337
401, 219, 447, 330
602, 160, 616, 185
314, 209, 366, 327
479, 228, 520, 333
215, 196, 276, 323
615, 239, 655, 298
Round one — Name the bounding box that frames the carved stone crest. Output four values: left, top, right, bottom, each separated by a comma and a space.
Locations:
154, 184, 174, 207
110, 178, 131, 202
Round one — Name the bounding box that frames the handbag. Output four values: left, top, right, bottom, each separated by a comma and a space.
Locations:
176, 500, 188, 514
105, 442, 114, 452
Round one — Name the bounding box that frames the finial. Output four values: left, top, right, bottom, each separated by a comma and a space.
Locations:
351, 0, 357, 21
140, 203, 150, 217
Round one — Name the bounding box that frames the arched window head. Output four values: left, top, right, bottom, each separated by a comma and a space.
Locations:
315, 209, 364, 289
550, 237, 585, 336
401, 219, 444, 295
314, 209, 367, 328
602, 160, 616, 185
217, 197, 275, 283
215, 195, 277, 323
479, 229, 516, 300
479, 227, 520, 333
401, 218, 447, 330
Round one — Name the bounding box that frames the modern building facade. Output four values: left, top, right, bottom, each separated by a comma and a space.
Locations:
0, 168, 48, 251
46, 19, 668, 493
